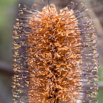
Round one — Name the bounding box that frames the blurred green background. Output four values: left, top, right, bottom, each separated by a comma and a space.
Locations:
0, 0, 103, 103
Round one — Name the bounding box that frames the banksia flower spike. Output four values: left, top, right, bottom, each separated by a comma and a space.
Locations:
12, 1, 99, 103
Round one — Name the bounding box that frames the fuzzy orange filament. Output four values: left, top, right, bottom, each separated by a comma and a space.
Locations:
28, 4, 82, 103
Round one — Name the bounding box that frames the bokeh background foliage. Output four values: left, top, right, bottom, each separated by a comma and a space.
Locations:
0, 0, 103, 103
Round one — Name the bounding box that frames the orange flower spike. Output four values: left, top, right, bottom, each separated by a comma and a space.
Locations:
12, 1, 99, 103
28, 4, 82, 103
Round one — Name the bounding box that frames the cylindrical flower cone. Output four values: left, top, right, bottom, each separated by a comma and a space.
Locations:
12, 1, 99, 103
